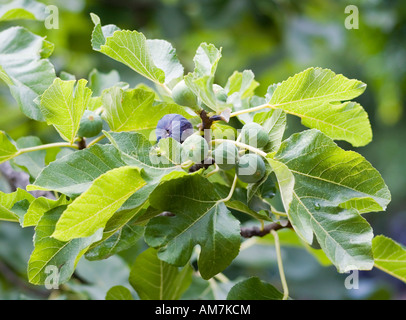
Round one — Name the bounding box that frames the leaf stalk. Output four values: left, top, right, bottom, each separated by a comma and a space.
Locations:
271, 229, 289, 300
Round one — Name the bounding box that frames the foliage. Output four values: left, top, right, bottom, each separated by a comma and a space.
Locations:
0, 0, 404, 301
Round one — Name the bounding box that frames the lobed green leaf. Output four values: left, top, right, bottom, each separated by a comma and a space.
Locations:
269, 67, 371, 147
91, 14, 183, 86
184, 43, 231, 113
101, 87, 191, 138
145, 172, 241, 279
270, 129, 391, 272
40, 78, 92, 144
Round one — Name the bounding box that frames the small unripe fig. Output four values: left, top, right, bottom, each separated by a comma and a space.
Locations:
213, 142, 238, 171
77, 110, 103, 138
240, 123, 269, 148
237, 153, 266, 183
181, 135, 209, 163
213, 84, 227, 102
172, 80, 198, 108
156, 113, 193, 143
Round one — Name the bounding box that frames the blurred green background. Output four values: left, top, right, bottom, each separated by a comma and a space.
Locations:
0, 0, 405, 300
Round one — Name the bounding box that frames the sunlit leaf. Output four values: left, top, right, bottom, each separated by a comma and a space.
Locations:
254, 109, 286, 153
225, 70, 259, 99
28, 144, 126, 197
372, 235, 406, 283
146, 39, 184, 85
101, 87, 191, 138
0, 188, 34, 222
23, 195, 70, 227
0, 131, 18, 164
269, 67, 371, 147
40, 78, 92, 144
52, 166, 146, 241
184, 43, 231, 112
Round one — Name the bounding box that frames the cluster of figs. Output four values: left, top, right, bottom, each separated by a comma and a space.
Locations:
156, 113, 269, 184
75, 79, 270, 184
213, 122, 268, 183
169, 79, 270, 183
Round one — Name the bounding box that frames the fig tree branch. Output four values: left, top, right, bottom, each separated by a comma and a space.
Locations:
0, 261, 49, 298
199, 110, 214, 131
240, 221, 292, 238
1, 142, 79, 165
87, 133, 106, 147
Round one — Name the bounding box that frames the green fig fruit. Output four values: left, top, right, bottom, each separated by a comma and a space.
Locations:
172, 80, 198, 109
77, 110, 103, 138
236, 153, 266, 183
240, 122, 270, 148
213, 84, 227, 102
181, 135, 209, 163
213, 142, 238, 171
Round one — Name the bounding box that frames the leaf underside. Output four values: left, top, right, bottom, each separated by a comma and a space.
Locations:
270, 129, 390, 272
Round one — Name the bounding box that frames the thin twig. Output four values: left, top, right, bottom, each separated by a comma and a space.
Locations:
199, 110, 214, 131
230, 103, 271, 118
87, 134, 106, 148
204, 162, 220, 178
240, 222, 291, 238
77, 137, 87, 150
188, 158, 215, 173
214, 273, 230, 284
271, 206, 288, 217
0, 261, 49, 298
15, 142, 78, 156
1, 142, 78, 168
160, 83, 173, 96
271, 229, 289, 300
212, 139, 267, 158
219, 174, 238, 203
